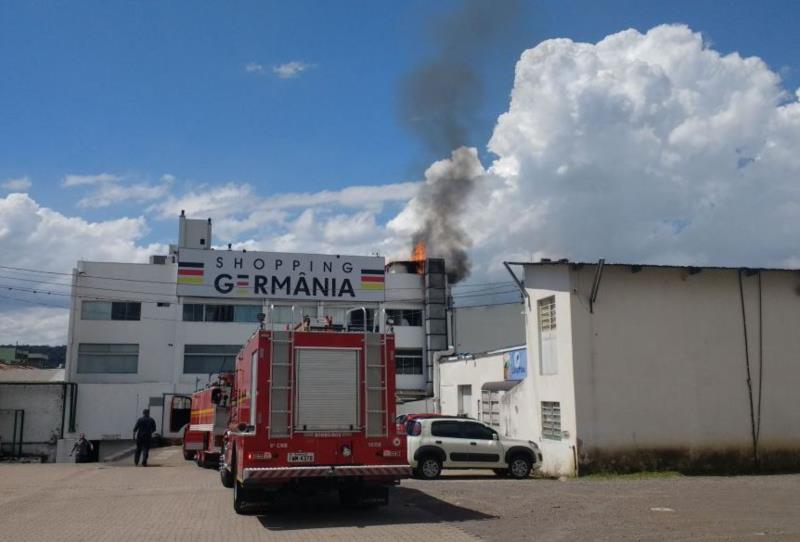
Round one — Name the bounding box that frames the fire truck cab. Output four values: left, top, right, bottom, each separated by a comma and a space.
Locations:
220, 318, 410, 513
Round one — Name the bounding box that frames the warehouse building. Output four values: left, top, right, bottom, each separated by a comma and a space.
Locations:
500, 260, 800, 476
62, 213, 446, 459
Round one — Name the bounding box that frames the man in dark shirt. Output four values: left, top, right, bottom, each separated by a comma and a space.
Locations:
133, 409, 157, 467
70, 433, 93, 463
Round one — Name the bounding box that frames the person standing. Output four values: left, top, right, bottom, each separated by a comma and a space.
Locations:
70, 433, 94, 463
133, 409, 157, 467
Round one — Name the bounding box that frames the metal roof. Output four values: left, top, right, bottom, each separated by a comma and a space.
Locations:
504, 260, 800, 273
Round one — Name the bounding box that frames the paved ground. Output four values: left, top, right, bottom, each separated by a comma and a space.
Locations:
1, 446, 799, 541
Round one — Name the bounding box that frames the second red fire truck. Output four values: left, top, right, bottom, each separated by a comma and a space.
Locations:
182, 374, 233, 467
218, 313, 410, 513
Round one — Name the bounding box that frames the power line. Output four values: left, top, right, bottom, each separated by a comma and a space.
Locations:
0, 271, 520, 301
0, 264, 517, 290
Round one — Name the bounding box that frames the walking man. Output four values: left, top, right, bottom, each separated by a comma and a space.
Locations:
70, 433, 93, 463
133, 409, 157, 467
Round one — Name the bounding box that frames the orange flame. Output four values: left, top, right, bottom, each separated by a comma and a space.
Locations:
412, 240, 426, 262
411, 241, 426, 275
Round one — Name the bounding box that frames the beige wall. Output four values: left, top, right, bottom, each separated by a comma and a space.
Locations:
523, 265, 579, 476
523, 262, 800, 475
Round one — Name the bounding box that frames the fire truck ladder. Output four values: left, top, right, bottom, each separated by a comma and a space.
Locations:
268, 330, 293, 438
365, 333, 387, 437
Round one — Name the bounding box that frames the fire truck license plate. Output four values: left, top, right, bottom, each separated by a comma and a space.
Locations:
287, 453, 315, 463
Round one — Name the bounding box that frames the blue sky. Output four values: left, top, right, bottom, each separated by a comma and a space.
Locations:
2, 0, 799, 240
2, 1, 800, 343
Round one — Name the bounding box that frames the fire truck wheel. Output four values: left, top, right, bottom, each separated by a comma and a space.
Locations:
416, 456, 443, 480
233, 480, 252, 515
183, 450, 195, 461
220, 465, 234, 488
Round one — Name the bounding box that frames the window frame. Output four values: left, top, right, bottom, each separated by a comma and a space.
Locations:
541, 401, 562, 440
76, 343, 139, 374
395, 348, 423, 375
182, 344, 241, 374
81, 301, 141, 321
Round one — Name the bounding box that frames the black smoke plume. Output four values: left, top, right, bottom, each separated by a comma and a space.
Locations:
399, 0, 522, 283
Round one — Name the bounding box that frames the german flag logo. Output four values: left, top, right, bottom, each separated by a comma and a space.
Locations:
177, 261, 204, 285
236, 274, 250, 295
360, 268, 385, 290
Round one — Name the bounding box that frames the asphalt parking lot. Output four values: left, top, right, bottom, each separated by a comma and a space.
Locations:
1, 446, 799, 541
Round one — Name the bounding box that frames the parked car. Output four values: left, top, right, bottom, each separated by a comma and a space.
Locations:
406, 417, 542, 480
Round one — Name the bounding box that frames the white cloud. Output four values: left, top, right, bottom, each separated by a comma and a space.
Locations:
149, 181, 420, 245
2, 176, 32, 191
63, 173, 119, 187
64, 172, 174, 208
273, 61, 313, 79
0, 193, 165, 273
245, 62, 266, 74
77, 182, 171, 208
402, 24, 800, 279
0, 307, 69, 344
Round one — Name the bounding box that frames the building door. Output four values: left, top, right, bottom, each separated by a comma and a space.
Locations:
162, 394, 191, 437
457, 385, 473, 417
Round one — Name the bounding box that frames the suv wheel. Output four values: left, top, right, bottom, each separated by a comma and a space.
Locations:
508, 456, 532, 479
416, 456, 442, 480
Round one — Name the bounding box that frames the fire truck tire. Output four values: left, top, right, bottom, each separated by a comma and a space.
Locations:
183, 450, 196, 461
220, 466, 234, 488
233, 480, 253, 515
415, 456, 443, 480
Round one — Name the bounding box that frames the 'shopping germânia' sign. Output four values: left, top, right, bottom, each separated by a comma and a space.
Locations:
176, 248, 386, 302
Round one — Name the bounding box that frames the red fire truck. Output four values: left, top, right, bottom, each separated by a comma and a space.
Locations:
182, 374, 233, 468
219, 316, 410, 513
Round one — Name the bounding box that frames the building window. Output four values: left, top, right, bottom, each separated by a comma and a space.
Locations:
348, 308, 377, 331
395, 348, 423, 375
541, 401, 561, 440
270, 306, 297, 324
233, 305, 261, 323
183, 344, 241, 374
182, 304, 204, 322
205, 304, 234, 322
77, 343, 139, 374
538, 296, 558, 375
385, 309, 422, 326
81, 301, 141, 321
481, 389, 501, 428
182, 304, 261, 323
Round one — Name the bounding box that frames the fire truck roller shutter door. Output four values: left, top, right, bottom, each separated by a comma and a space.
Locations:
295, 348, 359, 432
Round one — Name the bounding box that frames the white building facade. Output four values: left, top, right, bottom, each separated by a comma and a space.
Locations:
508, 261, 800, 476
63, 215, 441, 458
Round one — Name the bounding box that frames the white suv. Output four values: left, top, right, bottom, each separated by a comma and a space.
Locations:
406, 417, 542, 479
